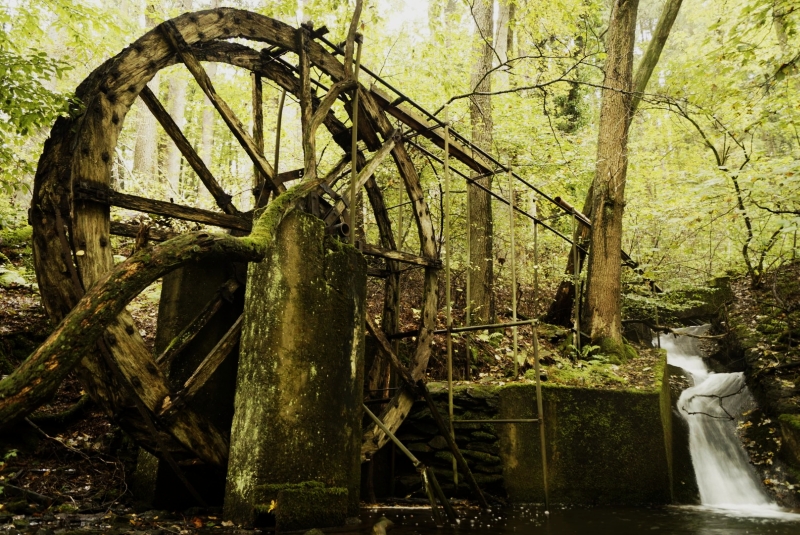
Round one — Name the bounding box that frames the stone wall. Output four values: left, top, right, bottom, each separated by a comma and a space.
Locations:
380, 352, 682, 505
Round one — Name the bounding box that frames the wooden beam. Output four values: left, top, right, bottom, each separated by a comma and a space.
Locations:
160, 315, 243, 419
110, 221, 177, 242
159, 20, 283, 194
156, 279, 240, 370
360, 243, 440, 268
75, 183, 252, 232
138, 86, 239, 216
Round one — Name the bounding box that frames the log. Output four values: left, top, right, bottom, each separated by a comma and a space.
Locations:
139, 86, 238, 215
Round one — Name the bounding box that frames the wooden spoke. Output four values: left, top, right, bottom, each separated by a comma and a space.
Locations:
139, 86, 239, 216
159, 20, 283, 194
160, 315, 243, 419
156, 279, 240, 369
251, 73, 265, 201
360, 243, 440, 268
75, 183, 252, 232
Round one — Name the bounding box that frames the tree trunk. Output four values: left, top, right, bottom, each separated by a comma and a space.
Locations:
546, 0, 681, 326
630, 0, 683, 113
582, 0, 639, 354
164, 0, 192, 201
133, 5, 160, 186
468, 0, 495, 325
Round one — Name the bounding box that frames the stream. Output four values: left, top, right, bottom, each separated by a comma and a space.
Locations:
354, 326, 800, 534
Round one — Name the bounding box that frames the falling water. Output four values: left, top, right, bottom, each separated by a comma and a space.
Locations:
659, 326, 777, 510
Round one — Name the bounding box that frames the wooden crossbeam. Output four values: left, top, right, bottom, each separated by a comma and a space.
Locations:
160, 20, 283, 194
360, 243, 440, 268
76, 183, 252, 232
138, 86, 239, 216
160, 315, 243, 419
369, 86, 494, 174
110, 221, 177, 242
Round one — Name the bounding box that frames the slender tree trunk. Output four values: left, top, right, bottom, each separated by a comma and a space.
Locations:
582, 0, 639, 353
198, 0, 219, 207
133, 5, 160, 186
164, 0, 192, 201
468, 0, 495, 325
630, 0, 682, 113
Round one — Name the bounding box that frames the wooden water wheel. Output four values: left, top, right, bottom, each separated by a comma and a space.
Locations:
31, 8, 439, 467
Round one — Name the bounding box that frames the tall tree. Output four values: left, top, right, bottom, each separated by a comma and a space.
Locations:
468, 0, 495, 324
545, 0, 682, 327
582, 0, 640, 353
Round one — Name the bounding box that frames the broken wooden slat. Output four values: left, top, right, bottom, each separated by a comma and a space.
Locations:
75, 184, 251, 232
360, 243, 440, 268
138, 86, 239, 216
160, 315, 243, 419
110, 221, 177, 242
159, 20, 282, 194
156, 278, 240, 370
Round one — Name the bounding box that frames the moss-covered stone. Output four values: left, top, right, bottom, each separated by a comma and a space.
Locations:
497, 363, 671, 505
257, 484, 347, 532
223, 211, 366, 527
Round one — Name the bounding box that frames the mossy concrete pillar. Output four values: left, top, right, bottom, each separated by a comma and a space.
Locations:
132, 259, 244, 509
223, 210, 366, 529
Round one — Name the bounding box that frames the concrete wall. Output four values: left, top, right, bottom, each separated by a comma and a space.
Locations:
380, 352, 687, 505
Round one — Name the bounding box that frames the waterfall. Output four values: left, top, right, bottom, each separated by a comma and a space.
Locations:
659, 326, 777, 510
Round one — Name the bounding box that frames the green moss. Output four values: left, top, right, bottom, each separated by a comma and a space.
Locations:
596, 336, 626, 359
779, 414, 800, 432
273, 486, 347, 531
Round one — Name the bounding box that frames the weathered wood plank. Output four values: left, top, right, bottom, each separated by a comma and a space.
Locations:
75, 184, 252, 232
361, 243, 440, 268
160, 315, 243, 419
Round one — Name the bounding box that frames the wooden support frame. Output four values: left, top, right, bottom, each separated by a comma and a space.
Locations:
160, 20, 283, 194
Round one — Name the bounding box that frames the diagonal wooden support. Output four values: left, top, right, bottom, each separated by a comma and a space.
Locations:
323, 133, 397, 227
365, 315, 490, 509
159, 20, 283, 194
139, 86, 239, 216
156, 278, 240, 369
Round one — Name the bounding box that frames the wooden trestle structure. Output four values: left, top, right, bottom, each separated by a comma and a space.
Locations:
27, 7, 649, 509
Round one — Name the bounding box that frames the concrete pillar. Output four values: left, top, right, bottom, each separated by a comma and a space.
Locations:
224, 210, 366, 530
132, 260, 244, 509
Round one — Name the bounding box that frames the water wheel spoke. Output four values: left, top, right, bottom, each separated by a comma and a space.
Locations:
76, 183, 252, 232
159, 20, 283, 194
139, 86, 239, 216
